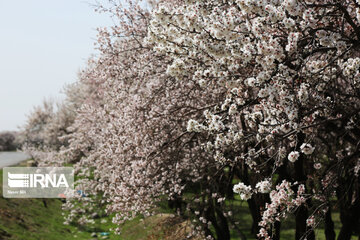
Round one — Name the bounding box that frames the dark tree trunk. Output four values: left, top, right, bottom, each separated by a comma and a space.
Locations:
337, 204, 360, 240
215, 203, 231, 240
325, 205, 336, 240
294, 133, 315, 240
338, 214, 354, 240
247, 197, 261, 234
272, 221, 281, 240
295, 205, 315, 240
238, 164, 262, 236
336, 168, 360, 240
204, 198, 231, 240
168, 195, 183, 214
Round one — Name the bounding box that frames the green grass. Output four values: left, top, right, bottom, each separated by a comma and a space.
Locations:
0, 161, 188, 240
0, 162, 121, 240
0, 161, 358, 239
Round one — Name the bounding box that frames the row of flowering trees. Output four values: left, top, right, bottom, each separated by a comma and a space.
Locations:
22, 0, 360, 239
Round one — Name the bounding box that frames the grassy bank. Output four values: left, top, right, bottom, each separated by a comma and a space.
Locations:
0, 162, 357, 239
0, 166, 90, 239
0, 162, 192, 240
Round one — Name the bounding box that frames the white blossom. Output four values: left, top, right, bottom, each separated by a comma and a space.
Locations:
256, 180, 272, 193
288, 151, 300, 162
233, 182, 252, 200
300, 143, 315, 155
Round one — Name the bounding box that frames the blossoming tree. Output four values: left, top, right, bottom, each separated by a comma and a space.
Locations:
60, 2, 237, 239
146, 0, 360, 239
22, 0, 360, 239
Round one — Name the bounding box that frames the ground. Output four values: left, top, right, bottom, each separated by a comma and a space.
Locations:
0, 161, 358, 239
0, 161, 197, 240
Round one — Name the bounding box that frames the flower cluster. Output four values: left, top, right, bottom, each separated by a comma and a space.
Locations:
233, 182, 252, 200
288, 151, 300, 162
258, 181, 306, 238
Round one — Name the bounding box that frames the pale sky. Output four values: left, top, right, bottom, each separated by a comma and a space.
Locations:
0, 0, 113, 131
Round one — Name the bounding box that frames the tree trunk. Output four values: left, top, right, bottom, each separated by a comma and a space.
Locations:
239, 164, 262, 236
271, 221, 281, 240
247, 197, 261, 234
204, 198, 231, 240
295, 205, 315, 240
337, 205, 360, 240
215, 203, 231, 240
294, 133, 315, 240
336, 170, 360, 240
325, 205, 336, 240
